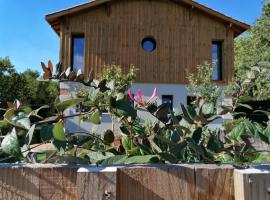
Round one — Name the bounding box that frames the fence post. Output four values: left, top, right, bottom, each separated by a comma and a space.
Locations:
234, 165, 270, 200
77, 166, 118, 200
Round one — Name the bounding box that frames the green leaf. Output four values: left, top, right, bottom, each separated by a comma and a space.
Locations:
236, 103, 252, 110
16, 117, 31, 130
25, 124, 36, 146
4, 108, 15, 121
192, 127, 202, 144
98, 155, 127, 164
90, 110, 101, 125
56, 98, 84, 112
124, 155, 159, 164
21, 144, 29, 158
52, 140, 66, 152
260, 126, 270, 144
122, 136, 134, 155
53, 122, 66, 142
159, 152, 179, 163
88, 152, 115, 164
120, 125, 130, 135
0, 120, 9, 128
244, 120, 256, 135
40, 125, 54, 141
115, 100, 137, 119
133, 123, 146, 136
155, 103, 170, 122
228, 122, 245, 141
1, 129, 21, 158
202, 102, 215, 115
180, 104, 194, 124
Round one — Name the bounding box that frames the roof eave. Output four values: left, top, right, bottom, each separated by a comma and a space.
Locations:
45, 0, 250, 36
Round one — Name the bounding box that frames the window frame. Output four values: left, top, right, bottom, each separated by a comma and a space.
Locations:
211, 41, 223, 81
71, 34, 85, 72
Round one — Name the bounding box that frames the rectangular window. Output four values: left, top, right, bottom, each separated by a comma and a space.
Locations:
162, 95, 173, 111
212, 41, 222, 81
71, 35, 85, 72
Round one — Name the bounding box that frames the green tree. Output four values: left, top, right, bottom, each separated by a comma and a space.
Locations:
235, 1, 270, 70
0, 57, 58, 108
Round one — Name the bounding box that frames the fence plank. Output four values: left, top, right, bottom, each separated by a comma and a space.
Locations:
38, 167, 77, 200
0, 164, 78, 200
194, 164, 235, 200
234, 166, 270, 200
0, 166, 39, 200
77, 167, 117, 200
117, 165, 196, 200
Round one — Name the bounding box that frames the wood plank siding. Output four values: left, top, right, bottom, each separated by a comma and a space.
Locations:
57, 0, 237, 84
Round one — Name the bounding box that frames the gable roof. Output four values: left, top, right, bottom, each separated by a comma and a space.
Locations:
46, 0, 250, 37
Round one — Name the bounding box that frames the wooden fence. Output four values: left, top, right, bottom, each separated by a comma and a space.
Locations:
0, 164, 268, 200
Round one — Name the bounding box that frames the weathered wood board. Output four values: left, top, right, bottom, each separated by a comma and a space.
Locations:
234, 165, 270, 200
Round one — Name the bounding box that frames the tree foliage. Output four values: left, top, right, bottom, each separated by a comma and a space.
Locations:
235, 1, 270, 70
0, 57, 59, 108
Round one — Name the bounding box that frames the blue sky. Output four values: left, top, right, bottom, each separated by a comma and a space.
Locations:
0, 0, 263, 72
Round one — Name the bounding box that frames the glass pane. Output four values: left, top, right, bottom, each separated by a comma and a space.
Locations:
142, 37, 156, 52
72, 36, 85, 72
143, 41, 154, 52
212, 42, 222, 80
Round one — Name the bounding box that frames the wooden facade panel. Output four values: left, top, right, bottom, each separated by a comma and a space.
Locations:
60, 0, 235, 84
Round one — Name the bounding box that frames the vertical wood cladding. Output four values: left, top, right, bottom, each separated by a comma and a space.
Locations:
60, 0, 235, 84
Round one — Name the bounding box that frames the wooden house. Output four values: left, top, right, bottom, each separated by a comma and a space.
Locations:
46, 0, 249, 130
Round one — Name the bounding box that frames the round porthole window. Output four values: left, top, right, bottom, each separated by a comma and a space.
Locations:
141, 37, 156, 52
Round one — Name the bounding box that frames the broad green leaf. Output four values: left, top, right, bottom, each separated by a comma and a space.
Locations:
237, 103, 252, 110
133, 123, 146, 136
202, 102, 215, 115
180, 104, 194, 124
260, 127, 270, 144
192, 127, 202, 144
4, 108, 15, 121
187, 139, 206, 158
159, 152, 179, 163
228, 122, 245, 141
25, 124, 36, 146
244, 120, 256, 135
52, 140, 66, 152
90, 110, 101, 124
56, 98, 84, 112
22, 107, 32, 114
10, 112, 31, 129
149, 140, 162, 153
115, 100, 137, 119
1, 129, 21, 158
16, 117, 31, 130
36, 153, 47, 161
53, 122, 66, 142
40, 125, 54, 141
124, 155, 159, 164
98, 155, 127, 164
0, 120, 9, 128
122, 136, 134, 155
88, 152, 115, 164
21, 144, 29, 158
120, 125, 130, 135
155, 103, 170, 122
